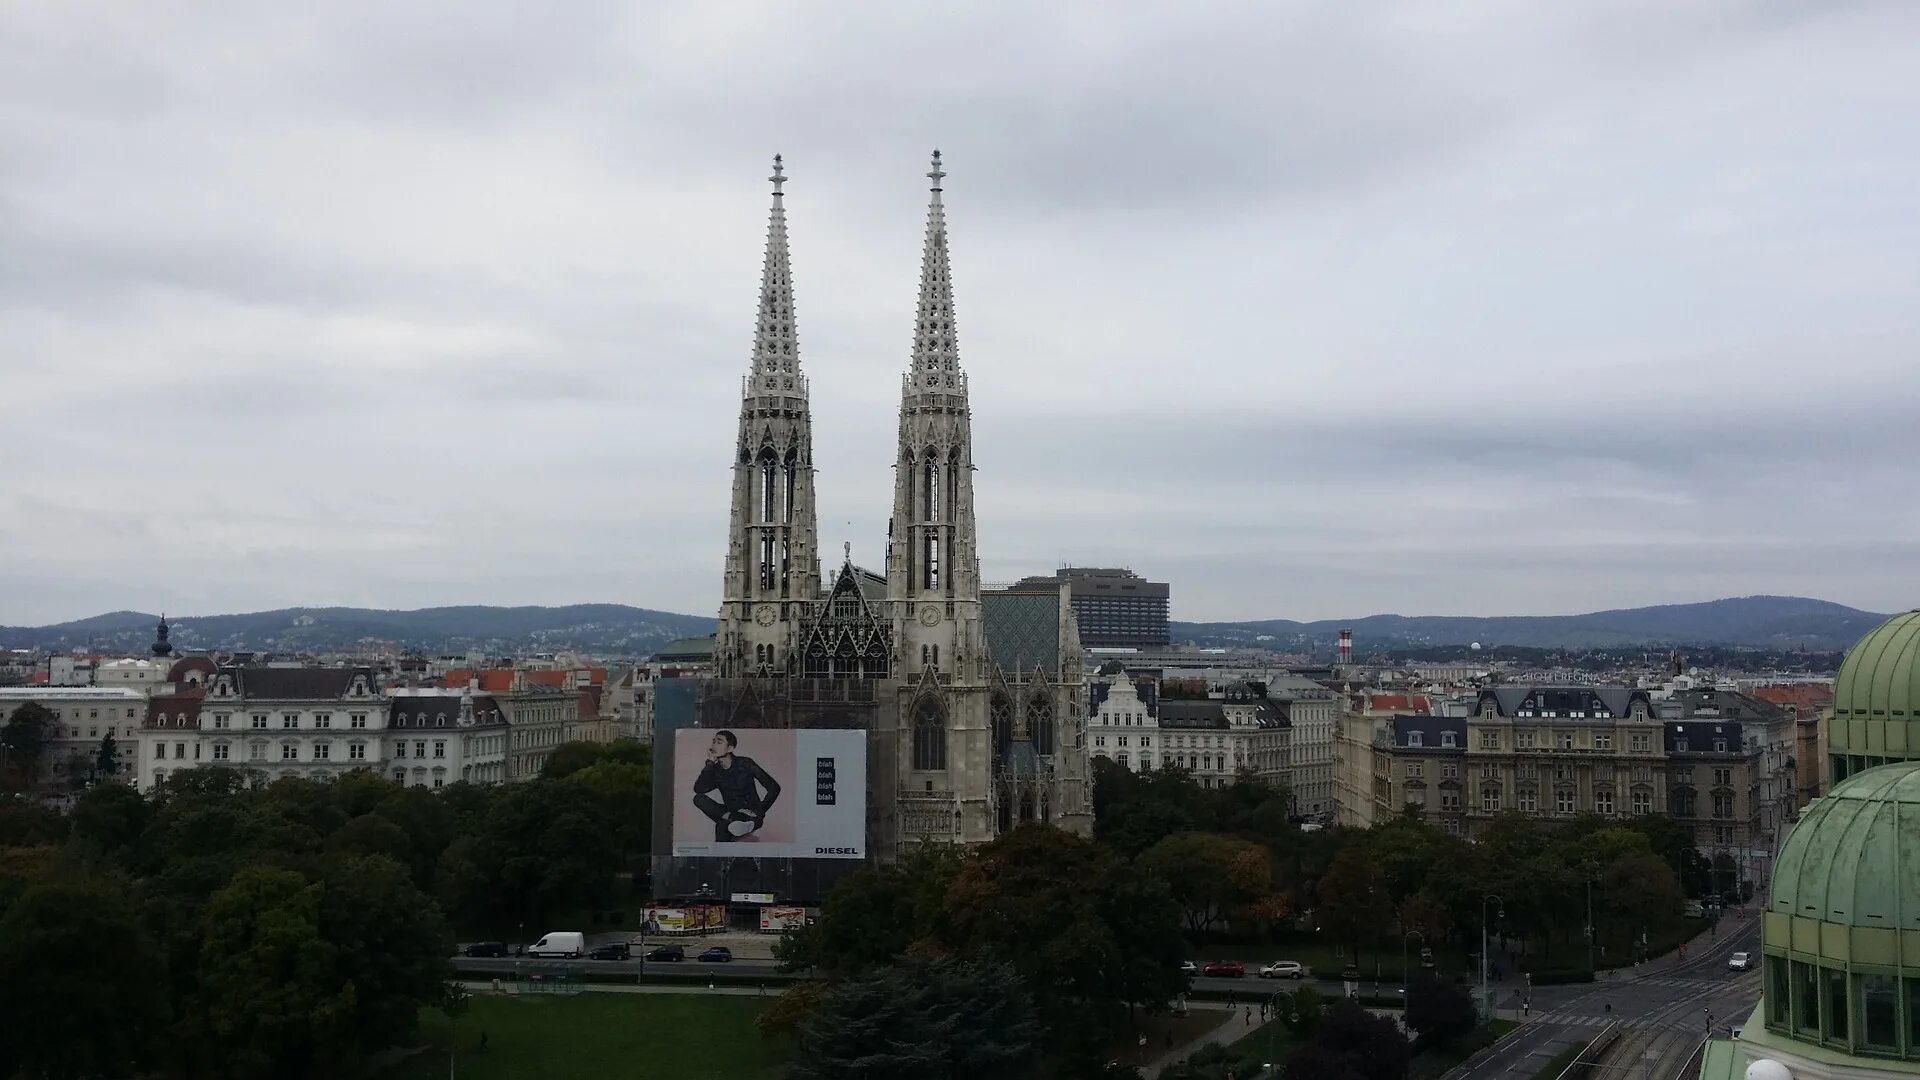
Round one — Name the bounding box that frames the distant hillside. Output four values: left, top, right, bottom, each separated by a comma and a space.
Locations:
1171, 596, 1888, 652
0, 605, 715, 658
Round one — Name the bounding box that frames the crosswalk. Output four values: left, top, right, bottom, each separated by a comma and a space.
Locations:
1534, 1013, 1712, 1031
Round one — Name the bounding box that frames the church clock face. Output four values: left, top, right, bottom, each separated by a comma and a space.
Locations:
754, 604, 777, 626
919, 605, 942, 627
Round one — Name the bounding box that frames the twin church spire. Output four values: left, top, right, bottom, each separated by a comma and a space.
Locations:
716, 152, 979, 680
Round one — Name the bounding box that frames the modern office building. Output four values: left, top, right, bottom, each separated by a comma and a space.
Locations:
1014, 567, 1169, 649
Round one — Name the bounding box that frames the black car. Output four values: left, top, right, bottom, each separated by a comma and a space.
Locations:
462, 941, 509, 958
697, 946, 733, 963
589, 941, 631, 961
645, 944, 686, 962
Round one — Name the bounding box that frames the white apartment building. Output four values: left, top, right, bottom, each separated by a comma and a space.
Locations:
0, 686, 145, 784
139, 667, 387, 788
1090, 673, 1160, 771
1269, 676, 1339, 818
387, 690, 509, 787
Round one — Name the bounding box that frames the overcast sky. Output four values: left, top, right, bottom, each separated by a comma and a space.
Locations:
4, 2, 1918, 626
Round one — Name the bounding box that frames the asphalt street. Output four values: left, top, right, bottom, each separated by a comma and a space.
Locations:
1446, 914, 1763, 1080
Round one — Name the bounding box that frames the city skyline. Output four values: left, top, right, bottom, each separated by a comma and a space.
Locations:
5, 4, 1918, 625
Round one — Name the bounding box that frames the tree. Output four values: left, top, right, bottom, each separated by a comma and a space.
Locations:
939, 826, 1184, 1070
1316, 849, 1391, 967
0, 876, 169, 1079
565, 760, 652, 860
776, 843, 965, 975
71, 781, 151, 856
539, 740, 610, 780
1136, 831, 1276, 934
790, 956, 1041, 1080
1404, 975, 1476, 1049
94, 730, 122, 780
185, 866, 357, 1079
1283, 999, 1408, 1080
314, 854, 453, 1054
0, 701, 55, 785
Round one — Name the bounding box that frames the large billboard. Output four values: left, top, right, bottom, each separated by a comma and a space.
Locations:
670, 728, 866, 860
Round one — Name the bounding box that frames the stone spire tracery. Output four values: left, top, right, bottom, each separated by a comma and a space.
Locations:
716, 155, 822, 678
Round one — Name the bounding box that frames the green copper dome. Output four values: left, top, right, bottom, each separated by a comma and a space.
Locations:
1770, 762, 1920, 933
1829, 611, 1920, 782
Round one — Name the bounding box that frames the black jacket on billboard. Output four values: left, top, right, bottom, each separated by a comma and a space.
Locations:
692, 755, 781, 840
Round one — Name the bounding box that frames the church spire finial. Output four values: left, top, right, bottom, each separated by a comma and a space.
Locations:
749, 154, 801, 386
910, 150, 960, 389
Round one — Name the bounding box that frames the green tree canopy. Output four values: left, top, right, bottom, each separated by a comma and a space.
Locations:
790, 956, 1041, 1080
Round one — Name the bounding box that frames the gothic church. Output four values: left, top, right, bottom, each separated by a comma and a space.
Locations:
705, 154, 1090, 857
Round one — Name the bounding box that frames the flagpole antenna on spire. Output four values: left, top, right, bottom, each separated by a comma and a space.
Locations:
927, 149, 944, 194
770, 154, 786, 196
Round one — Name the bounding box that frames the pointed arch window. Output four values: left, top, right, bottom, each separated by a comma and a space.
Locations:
912, 698, 947, 771
923, 451, 941, 522
991, 694, 1013, 763
1028, 695, 1055, 756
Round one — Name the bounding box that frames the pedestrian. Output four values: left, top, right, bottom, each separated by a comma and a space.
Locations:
1245, 1007, 1252, 1026
479, 1031, 489, 1054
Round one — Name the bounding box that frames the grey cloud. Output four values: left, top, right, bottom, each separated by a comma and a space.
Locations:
2, 3, 1918, 625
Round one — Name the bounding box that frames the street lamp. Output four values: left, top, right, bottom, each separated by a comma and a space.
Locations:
1480, 893, 1504, 1018
1402, 930, 1426, 1000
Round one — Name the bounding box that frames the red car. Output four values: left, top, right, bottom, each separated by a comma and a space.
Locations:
1202, 960, 1245, 978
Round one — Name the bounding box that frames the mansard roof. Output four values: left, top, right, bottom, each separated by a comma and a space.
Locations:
215, 666, 374, 700
1477, 685, 1652, 720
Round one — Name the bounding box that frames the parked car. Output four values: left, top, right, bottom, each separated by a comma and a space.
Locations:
589, 941, 632, 961
1179, 960, 1198, 976
1202, 960, 1245, 978
1259, 961, 1305, 979
698, 946, 734, 963
646, 944, 686, 962
1728, 952, 1753, 971
462, 941, 508, 958
526, 931, 586, 959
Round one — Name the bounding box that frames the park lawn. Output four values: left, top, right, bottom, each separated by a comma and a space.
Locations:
1408, 1019, 1519, 1079
1528, 917, 1706, 973
386, 993, 790, 1080
1111, 1006, 1231, 1067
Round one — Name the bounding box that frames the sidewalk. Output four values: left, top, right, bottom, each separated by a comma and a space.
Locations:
457, 978, 778, 998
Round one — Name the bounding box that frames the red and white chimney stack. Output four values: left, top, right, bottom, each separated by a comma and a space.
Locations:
1337, 628, 1353, 667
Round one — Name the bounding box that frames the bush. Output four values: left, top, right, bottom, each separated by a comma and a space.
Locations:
1523, 968, 1594, 985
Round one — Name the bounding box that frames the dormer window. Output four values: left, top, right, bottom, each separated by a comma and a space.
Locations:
1406, 732, 1424, 747
1440, 731, 1457, 748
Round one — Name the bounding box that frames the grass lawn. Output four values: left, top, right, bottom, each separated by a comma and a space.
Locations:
1408, 1019, 1519, 1079
1107, 1007, 1232, 1070
385, 993, 790, 1080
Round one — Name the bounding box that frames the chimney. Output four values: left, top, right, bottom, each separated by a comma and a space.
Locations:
1338, 629, 1353, 667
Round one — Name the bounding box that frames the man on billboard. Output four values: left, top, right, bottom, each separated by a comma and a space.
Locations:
691, 730, 783, 842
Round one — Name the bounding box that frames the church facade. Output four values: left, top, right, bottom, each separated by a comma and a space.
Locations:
703, 154, 1090, 860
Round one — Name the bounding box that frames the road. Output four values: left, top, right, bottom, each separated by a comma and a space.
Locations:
451, 955, 785, 980
1446, 914, 1762, 1080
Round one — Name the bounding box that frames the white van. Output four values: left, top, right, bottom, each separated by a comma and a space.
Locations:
527, 931, 586, 959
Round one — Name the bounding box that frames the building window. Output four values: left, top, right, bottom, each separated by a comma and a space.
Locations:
1406, 732, 1423, 747
1630, 733, 1650, 753
212, 743, 230, 760
1766, 958, 1791, 1028
1440, 788, 1460, 811
1825, 969, 1849, 1041
1594, 733, 1613, 751
252, 714, 268, 729
1516, 730, 1535, 749
316, 713, 332, 729
1676, 738, 1690, 752
349, 742, 366, 761
1594, 790, 1614, 815
433, 741, 446, 759
1632, 790, 1651, 815
1440, 731, 1457, 748
1558, 732, 1574, 750
911, 698, 946, 772
1713, 738, 1727, 752
1792, 962, 1820, 1035
282, 713, 298, 729
1441, 763, 1458, 779
314, 743, 330, 761
1555, 789, 1575, 814
281, 743, 298, 761
1714, 768, 1733, 787
395, 743, 408, 759
414, 741, 426, 759
393, 769, 406, 783
1712, 792, 1734, 819
249, 742, 266, 762
350, 713, 367, 729
1406, 762, 1423, 779
1516, 788, 1537, 812
1481, 787, 1501, 812
1479, 731, 1500, 749
214, 713, 230, 730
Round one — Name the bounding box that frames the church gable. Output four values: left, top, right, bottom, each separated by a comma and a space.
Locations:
797, 562, 893, 680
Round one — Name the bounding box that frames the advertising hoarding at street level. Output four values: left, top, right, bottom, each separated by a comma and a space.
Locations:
642, 904, 725, 934
759, 905, 808, 932
670, 728, 866, 860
